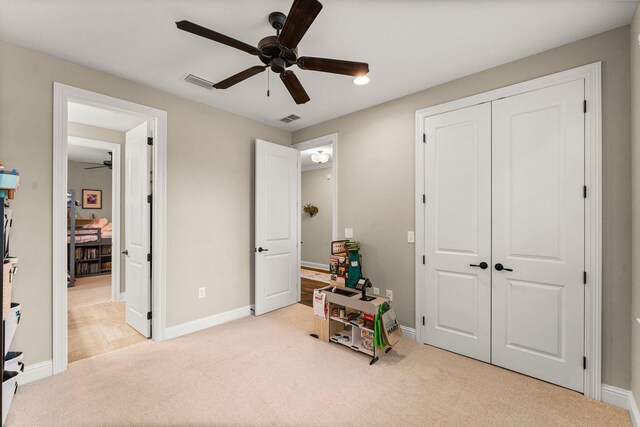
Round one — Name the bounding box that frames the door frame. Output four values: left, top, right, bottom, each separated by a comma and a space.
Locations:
67, 136, 122, 302
53, 83, 168, 374
292, 132, 339, 270
414, 62, 602, 399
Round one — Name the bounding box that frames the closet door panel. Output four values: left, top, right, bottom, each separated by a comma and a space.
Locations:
491, 80, 585, 392
423, 103, 492, 362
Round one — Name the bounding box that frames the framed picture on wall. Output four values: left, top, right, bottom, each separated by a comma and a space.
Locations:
82, 189, 102, 209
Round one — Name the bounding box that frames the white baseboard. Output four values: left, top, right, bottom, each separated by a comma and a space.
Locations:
18, 360, 53, 385
601, 384, 640, 427
301, 261, 330, 271
165, 305, 252, 340
401, 325, 416, 341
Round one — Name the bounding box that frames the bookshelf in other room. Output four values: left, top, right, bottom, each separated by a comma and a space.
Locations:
74, 241, 112, 277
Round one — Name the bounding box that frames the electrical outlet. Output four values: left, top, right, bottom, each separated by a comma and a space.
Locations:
344, 228, 353, 238
198, 287, 206, 298
373, 287, 380, 295
386, 289, 393, 301
408, 231, 415, 243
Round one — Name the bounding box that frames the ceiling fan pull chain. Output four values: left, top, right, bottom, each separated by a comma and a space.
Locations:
267, 69, 270, 98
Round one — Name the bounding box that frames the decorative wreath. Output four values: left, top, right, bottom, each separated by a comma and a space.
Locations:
303, 204, 319, 217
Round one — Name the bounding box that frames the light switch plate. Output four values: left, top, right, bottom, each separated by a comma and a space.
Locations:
344, 228, 353, 238
373, 287, 380, 295
386, 289, 393, 301
408, 231, 415, 243
198, 287, 205, 298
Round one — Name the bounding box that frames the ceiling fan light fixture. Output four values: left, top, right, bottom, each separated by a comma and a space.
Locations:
353, 75, 370, 86
311, 150, 330, 164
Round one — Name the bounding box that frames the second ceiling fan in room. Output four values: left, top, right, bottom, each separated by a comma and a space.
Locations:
176, 0, 370, 104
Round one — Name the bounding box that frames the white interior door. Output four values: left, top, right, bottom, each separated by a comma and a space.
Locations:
491, 80, 585, 391
124, 122, 151, 337
423, 103, 492, 362
255, 139, 299, 316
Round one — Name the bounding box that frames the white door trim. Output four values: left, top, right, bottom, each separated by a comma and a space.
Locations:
68, 136, 121, 302
53, 83, 168, 375
414, 62, 602, 400
292, 133, 339, 241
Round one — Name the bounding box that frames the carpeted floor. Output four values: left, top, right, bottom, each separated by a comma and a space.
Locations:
8, 304, 631, 426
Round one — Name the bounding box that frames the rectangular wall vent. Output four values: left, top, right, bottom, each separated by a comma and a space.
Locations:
280, 114, 301, 123
184, 74, 214, 90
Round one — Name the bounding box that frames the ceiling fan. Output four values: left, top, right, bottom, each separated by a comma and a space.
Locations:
176, 0, 369, 104
84, 151, 112, 170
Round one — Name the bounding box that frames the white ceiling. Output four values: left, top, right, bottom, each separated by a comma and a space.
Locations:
68, 143, 111, 165
301, 144, 333, 171
0, 1, 636, 131
68, 102, 147, 132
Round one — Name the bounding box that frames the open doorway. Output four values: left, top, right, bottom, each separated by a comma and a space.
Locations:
293, 134, 337, 307
66, 104, 148, 362
53, 83, 168, 374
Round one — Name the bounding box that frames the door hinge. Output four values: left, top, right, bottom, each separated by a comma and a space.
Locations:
422, 255, 426, 265
147, 253, 152, 262
147, 137, 153, 146
422, 194, 426, 204
583, 271, 587, 284
147, 194, 152, 204
583, 356, 587, 370
422, 316, 425, 326
147, 311, 152, 320
583, 100, 587, 113
583, 185, 587, 198
423, 133, 426, 143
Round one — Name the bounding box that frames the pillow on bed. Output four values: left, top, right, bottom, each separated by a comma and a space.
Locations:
103, 222, 112, 231
83, 218, 108, 229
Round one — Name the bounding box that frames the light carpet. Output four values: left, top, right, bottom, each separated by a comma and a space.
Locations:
8, 304, 630, 426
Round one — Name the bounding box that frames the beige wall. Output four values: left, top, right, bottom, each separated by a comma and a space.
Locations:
0, 40, 291, 365
301, 167, 333, 266
68, 122, 125, 145
293, 26, 632, 389
630, 3, 640, 408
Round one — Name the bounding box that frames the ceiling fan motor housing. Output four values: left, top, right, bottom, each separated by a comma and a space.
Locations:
258, 34, 298, 70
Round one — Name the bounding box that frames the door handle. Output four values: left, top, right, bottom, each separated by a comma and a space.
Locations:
122, 250, 129, 256
494, 263, 513, 272
469, 262, 488, 269
257, 247, 269, 253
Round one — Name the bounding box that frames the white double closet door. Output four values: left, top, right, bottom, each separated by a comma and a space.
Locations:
423, 80, 585, 392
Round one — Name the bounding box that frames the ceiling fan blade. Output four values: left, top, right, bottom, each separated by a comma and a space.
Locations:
297, 56, 369, 77
280, 71, 310, 104
84, 165, 107, 170
176, 20, 261, 56
278, 0, 323, 50
213, 65, 268, 89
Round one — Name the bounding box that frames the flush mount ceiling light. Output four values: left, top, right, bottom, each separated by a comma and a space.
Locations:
311, 150, 330, 164
353, 75, 370, 85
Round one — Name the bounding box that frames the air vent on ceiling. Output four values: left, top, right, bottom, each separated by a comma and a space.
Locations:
183, 73, 214, 90
280, 114, 301, 123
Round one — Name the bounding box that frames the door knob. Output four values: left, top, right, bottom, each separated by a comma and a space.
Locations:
122, 250, 129, 256
494, 263, 513, 272
469, 262, 488, 269
257, 247, 269, 253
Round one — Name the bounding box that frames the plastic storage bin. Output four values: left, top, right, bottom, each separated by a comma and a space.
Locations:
0, 172, 19, 190
2, 370, 18, 425
5, 302, 20, 356
4, 351, 23, 373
